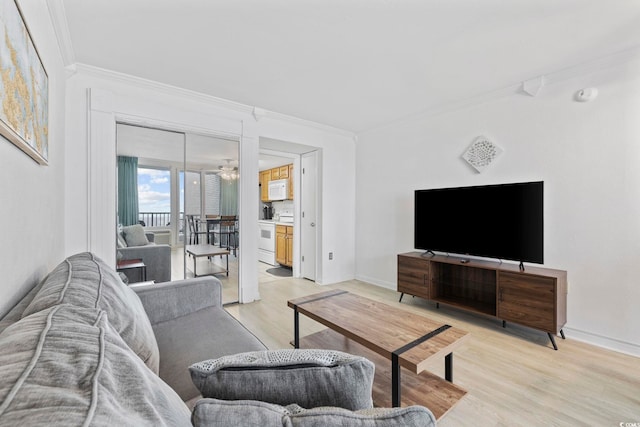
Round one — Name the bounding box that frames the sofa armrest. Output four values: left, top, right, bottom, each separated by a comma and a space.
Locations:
132, 277, 222, 325
119, 244, 171, 283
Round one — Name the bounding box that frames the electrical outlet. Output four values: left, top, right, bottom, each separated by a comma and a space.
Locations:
328, 252, 333, 260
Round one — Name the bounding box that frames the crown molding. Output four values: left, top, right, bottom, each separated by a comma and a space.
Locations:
360, 46, 640, 136
73, 64, 355, 139
46, 0, 76, 67
74, 63, 255, 113
255, 109, 356, 139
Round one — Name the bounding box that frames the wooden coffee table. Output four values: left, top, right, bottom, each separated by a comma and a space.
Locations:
185, 244, 230, 277
288, 290, 469, 419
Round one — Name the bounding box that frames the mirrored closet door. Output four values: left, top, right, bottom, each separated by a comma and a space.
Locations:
116, 123, 239, 305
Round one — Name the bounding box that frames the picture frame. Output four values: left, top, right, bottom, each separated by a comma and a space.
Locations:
0, 0, 49, 165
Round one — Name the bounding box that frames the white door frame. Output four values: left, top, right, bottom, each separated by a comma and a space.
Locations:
301, 151, 318, 281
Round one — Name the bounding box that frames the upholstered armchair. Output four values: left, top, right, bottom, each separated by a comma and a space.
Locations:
118, 225, 171, 283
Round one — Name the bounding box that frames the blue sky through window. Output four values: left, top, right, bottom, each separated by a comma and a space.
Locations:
138, 168, 170, 212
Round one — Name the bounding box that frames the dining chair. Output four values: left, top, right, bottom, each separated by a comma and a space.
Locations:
186, 214, 208, 245
212, 215, 238, 256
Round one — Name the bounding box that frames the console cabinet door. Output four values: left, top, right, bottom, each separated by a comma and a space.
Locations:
498, 272, 556, 333
397, 255, 430, 299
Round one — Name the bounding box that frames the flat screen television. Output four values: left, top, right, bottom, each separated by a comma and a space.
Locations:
414, 181, 543, 264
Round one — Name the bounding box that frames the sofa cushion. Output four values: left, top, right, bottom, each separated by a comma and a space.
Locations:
0, 304, 191, 426
191, 399, 436, 427
153, 305, 266, 402
21, 252, 160, 373
123, 224, 149, 246
190, 349, 374, 410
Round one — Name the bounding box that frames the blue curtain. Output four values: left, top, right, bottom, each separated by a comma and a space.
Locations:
117, 156, 139, 226
220, 178, 238, 216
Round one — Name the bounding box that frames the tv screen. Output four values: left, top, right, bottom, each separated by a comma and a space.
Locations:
414, 181, 543, 264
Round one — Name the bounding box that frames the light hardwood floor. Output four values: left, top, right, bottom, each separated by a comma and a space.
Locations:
226, 275, 640, 426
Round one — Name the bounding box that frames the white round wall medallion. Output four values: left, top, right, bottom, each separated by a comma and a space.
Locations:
462, 136, 503, 173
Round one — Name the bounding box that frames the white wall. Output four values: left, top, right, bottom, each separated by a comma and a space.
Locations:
64, 66, 357, 304
0, 1, 66, 316
355, 58, 640, 356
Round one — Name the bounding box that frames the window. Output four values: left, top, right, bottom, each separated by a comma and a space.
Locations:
137, 167, 171, 227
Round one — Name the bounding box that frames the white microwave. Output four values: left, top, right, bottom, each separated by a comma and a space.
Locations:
268, 179, 289, 200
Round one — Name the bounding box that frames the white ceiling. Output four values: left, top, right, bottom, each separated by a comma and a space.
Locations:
60, 0, 640, 133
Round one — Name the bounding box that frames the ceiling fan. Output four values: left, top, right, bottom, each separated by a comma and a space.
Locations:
217, 159, 239, 180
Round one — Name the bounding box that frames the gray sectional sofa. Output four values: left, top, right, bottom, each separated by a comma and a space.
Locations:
0, 252, 265, 425
0, 252, 436, 426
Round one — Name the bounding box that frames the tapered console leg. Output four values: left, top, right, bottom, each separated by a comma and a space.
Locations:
560, 329, 566, 340
399, 293, 404, 303
548, 333, 558, 350
445, 353, 453, 382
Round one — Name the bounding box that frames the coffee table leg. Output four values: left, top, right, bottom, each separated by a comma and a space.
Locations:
392, 353, 401, 407
445, 352, 453, 382
294, 307, 300, 349
226, 253, 229, 276
193, 255, 197, 277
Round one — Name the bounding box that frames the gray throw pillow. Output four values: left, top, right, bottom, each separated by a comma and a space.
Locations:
191, 399, 289, 427
191, 399, 436, 427
286, 405, 437, 427
21, 252, 160, 374
122, 224, 149, 246
190, 349, 374, 411
0, 305, 191, 426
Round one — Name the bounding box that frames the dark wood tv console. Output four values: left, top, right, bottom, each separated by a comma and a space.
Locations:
397, 252, 567, 350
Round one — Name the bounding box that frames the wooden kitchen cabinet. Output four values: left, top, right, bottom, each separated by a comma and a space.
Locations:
259, 164, 294, 201
285, 225, 293, 266
260, 170, 271, 202
276, 225, 293, 267
288, 164, 294, 200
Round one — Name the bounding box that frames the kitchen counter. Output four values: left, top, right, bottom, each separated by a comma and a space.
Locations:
259, 219, 294, 227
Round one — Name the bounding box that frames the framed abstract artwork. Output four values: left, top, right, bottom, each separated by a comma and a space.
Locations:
0, 0, 49, 165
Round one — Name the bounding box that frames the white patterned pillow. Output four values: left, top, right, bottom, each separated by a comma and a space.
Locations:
190, 349, 374, 411
0, 305, 190, 426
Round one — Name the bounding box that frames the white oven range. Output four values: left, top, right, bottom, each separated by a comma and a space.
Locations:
258, 220, 276, 265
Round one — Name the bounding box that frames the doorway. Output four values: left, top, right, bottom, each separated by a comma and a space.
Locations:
258, 137, 320, 284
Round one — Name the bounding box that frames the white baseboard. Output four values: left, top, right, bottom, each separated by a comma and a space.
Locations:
355, 274, 396, 291
563, 327, 640, 358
